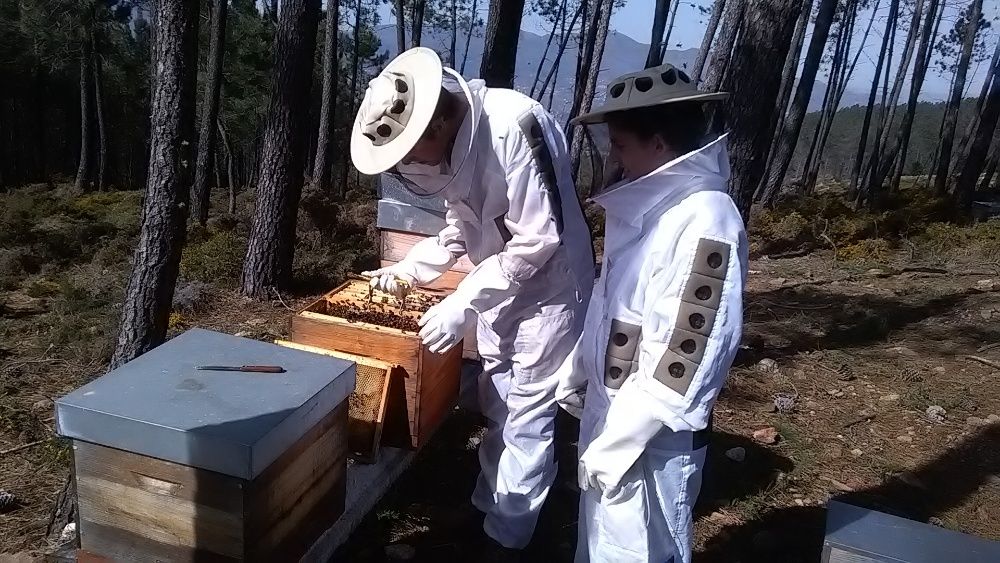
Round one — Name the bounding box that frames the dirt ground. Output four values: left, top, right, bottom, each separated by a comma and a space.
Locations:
1, 188, 999, 561
327, 249, 1000, 562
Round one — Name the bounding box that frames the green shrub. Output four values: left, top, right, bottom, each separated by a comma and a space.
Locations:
180, 231, 248, 286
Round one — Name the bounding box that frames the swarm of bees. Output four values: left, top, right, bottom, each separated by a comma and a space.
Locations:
323, 282, 444, 333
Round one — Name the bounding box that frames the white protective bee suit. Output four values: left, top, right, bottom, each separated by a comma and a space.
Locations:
560, 134, 747, 562
380, 68, 595, 549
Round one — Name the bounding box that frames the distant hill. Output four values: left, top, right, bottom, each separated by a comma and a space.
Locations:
373, 25, 867, 121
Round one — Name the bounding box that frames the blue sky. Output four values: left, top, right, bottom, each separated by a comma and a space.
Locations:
373, 0, 1000, 102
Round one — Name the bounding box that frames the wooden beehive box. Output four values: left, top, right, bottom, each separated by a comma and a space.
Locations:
55, 329, 356, 562
289, 279, 463, 450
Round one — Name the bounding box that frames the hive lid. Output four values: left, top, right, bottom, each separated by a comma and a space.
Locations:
56, 328, 356, 480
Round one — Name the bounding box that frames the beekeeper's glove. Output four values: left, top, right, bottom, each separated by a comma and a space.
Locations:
418, 294, 472, 354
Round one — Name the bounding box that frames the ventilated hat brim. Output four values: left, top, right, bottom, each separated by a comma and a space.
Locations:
351, 47, 444, 176
571, 91, 730, 126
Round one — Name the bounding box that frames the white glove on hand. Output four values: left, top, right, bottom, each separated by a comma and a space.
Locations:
418, 295, 471, 354
361, 266, 416, 300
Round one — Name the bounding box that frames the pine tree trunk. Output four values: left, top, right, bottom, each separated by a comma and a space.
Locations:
934, 0, 984, 195
645, 0, 670, 68
702, 0, 746, 92
848, 0, 899, 201
860, 0, 925, 207
411, 0, 426, 48
449, 0, 458, 66
530, 0, 565, 97
93, 51, 107, 192
395, 0, 407, 53
954, 39, 1000, 180
956, 69, 1000, 209
480, 0, 526, 88
74, 34, 92, 193
569, 0, 613, 177
757, 0, 815, 202
311, 0, 340, 193
869, 0, 940, 202
888, 0, 944, 194
539, 2, 582, 102
568, 0, 599, 132
461, 0, 478, 74
218, 118, 236, 214
806, 0, 875, 192
191, 0, 228, 225
758, 0, 837, 206
659, 0, 680, 61
341, 0, 363, 195
269, 0, 279, 23
241, 0, 321, 298
977, 134, 1000, 193
798, 17, 848, 193
692, 0, 726, 84
722, 0, 801, 221
111, 0, 199, 369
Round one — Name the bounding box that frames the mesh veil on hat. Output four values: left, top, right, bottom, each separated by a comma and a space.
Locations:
571, 63, 729, 125
351, 47, 444, 175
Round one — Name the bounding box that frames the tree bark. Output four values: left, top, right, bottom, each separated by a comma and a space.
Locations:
93, 50, 107, 192
311, 0, 340, 193
934, 0, 984, 195
848, 0, 899, 201
758, 0, 837, 206
241, 0, 321, 298
722, 0, 801, 222
702, 0, 745, 93
955, 66, 1000, 209
74, 33, 92, 193
111, 0, 199, 368
868, 0, 940, 202
191, 0, 228, 225
953, 37, 1000, 179
539, 1, 582, 103
569, 0, 613, 176
692, 0, 726, 84
218, 118, 236, 214
797, 10, 850, 194
645, 0, 670, 68
460, 0, 478, 74
977, 133, 1000, 193
395, 0, 407, 54
449, 0, 458, 67
411, 0, 426, 47
757, 0, 815, 202
341, 0, 363, 194
659, 0, 681, 61
568, 0, 600, 131
530, 0, 566, 97
806, 0, 876, 193
859, 0, 925, 207
480, 0, 526, 88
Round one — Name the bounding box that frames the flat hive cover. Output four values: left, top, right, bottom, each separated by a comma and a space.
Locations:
56, 328, 356, 480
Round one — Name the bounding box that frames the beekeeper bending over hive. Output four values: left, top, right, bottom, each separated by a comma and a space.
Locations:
350, 47, 594, 555
560, 64, 748, 563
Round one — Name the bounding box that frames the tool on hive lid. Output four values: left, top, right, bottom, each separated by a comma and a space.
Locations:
196, 365, 286, 373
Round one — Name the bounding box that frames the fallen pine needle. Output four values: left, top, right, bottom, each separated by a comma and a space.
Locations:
976, 343, 1000, 353
0, 440, 44, 456
966, 356, 1000, 370
843, 413, 876, 428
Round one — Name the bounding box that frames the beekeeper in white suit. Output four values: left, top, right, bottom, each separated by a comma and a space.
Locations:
560, 64, 748, 562
350, 47, 594, 555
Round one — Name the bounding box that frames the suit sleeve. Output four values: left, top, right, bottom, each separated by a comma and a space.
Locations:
448, 109, 564, 314
397, 204, 468, 286
580, 222, 746, 490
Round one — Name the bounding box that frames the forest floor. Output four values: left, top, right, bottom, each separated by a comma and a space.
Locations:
1, 182, 999, 561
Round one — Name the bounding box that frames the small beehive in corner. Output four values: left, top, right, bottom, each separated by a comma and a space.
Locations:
55, 328, 356, 562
